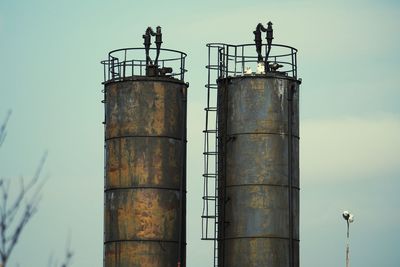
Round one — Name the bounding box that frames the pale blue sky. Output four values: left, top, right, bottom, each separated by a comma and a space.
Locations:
0, 0, 399, 266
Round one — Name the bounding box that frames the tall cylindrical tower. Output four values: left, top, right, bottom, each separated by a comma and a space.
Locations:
202, 23, 300, 267
102, 27, 188, 267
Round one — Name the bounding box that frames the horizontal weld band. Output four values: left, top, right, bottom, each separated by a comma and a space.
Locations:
105, 135, 187, 142
104, 239, 182, 244
227, 132, 300, 139
225, 184, 300, 190
222, 236, 300, 241
105, 186, 187, 192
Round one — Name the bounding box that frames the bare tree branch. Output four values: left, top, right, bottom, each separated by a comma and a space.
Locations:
0, 111, 72, 267
47, 243, 73, 267
0, 152, 47, 267
60, 232, 73, 267
0, 110, 11, 147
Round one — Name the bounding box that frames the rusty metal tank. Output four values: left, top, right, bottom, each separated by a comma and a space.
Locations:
202, 33, 301, 267
101, 39, 188, 267
217, 75, 300, 267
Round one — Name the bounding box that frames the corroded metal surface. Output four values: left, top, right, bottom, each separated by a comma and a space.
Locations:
106, 138, 182, 189
223, 238, 299, 266
224, 77, 299, 137
105, 79, 184, 139
217, 76, 300, 267
104, 241, 178, 267
105, 189, 180, 241
225, 135, 299, 188
104, 78, 187, 267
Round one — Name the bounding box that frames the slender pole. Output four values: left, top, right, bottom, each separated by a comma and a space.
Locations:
346, 221, 350, 267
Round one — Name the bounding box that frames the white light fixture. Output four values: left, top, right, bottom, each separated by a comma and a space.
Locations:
342, 210, 355, 267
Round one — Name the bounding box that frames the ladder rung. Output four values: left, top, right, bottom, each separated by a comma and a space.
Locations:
202, 196, 217, 201
201, 237, 217, 241
203, 151, 218, 155
202, 173, 217, 178
201, 215, 217, 219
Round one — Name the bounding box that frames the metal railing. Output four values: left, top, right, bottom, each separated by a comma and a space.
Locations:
101, 47, 187, 83
206, 43, 298, 80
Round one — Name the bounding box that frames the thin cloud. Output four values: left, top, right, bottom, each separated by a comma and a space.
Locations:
301, 114, 400, 182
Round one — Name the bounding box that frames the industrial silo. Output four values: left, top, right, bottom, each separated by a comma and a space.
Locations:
101, 26, 188, 267
202, 22, 301, 267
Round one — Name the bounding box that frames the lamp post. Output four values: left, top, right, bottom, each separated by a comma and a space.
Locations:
342, 211, 354, 267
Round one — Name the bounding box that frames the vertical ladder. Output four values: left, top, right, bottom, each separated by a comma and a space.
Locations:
202, 44, 222, 267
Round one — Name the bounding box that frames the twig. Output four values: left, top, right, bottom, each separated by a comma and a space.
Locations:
0, 152, 47, 267
0, 110, 11, 147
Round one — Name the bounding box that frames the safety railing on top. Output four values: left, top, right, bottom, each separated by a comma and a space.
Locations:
206, 43, 298, 80
101, 47, 187, 83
